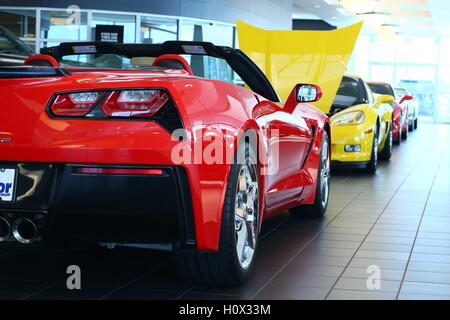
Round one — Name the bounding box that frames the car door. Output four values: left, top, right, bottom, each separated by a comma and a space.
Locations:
255, 98, 312, 209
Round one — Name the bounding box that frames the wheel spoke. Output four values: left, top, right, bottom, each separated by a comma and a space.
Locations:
236, 207, 245, 218
320, 140, 330, 207
246, 182, 258, 209
239, 173, 246, 191
245, 216, 256, 249
235, 215, 247, 264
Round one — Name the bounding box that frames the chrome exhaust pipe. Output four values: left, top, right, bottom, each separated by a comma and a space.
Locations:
0, 217, 11, 242
12, 218, 39, 244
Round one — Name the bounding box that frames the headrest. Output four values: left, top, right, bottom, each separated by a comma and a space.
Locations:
24, 54, 59, 67
152, 54, 193, 75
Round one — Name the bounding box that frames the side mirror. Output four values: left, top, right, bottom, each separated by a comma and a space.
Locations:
377, 94, 394, 104
400, 95, 413, 104
296, 83, 322, 103
283, 83, 322, 114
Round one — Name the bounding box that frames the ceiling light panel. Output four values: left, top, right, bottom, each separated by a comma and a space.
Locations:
340, 0, 381, 13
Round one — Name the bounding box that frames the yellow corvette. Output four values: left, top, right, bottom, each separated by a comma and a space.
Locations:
330, 74, 394, 173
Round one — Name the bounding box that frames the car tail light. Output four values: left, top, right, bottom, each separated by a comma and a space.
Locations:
48, 88, 182, 133
79, 168, 163, 175
102, 89, 169, 117
51, 91, 102, 116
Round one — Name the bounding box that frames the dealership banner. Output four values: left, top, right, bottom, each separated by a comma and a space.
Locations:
237, 20, 362, 113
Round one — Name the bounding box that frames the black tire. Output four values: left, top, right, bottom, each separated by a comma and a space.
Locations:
393, 121, 401, 145
414, 118, 418, 130
365, 126, 378, 174
175, 140, 259, 285
290, 131, 330, 218
379, 122, 393, 161
402, 122, 408, 140
408, 120, 414, 132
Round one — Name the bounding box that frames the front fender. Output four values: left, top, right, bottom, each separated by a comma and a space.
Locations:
378, 105, 393, 150
330, 106, 378, 163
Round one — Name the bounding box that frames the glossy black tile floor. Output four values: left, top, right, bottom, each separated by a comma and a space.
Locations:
1, 123, 449, 300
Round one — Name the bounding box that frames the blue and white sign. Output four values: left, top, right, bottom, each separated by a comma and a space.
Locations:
0, 168, 16, 202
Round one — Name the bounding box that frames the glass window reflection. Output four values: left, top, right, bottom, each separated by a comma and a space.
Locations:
0, 9, 36, 38
140, 16, 177, 44
41, 10, 88, 40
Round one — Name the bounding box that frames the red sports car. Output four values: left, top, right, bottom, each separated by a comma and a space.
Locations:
0, 41, 330, 285
368, 82, 409, 144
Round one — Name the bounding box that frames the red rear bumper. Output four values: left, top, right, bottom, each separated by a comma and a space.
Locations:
1, 119, 230, 251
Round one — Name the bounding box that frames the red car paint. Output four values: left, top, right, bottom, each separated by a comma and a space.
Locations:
0, 57, 329, 252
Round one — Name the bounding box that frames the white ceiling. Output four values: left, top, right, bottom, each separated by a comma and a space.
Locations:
293, 0, 450, 36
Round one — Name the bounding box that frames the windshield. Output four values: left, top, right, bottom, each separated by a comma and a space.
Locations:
0, 27, 33, 55
60, 54, 133, 69
332, 76, 367, 109
59, 53, 239, 85
368, 83, 394, 96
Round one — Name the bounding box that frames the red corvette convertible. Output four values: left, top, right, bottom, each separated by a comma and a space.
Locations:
368, 81, 409, 144
0, 41, 330, 284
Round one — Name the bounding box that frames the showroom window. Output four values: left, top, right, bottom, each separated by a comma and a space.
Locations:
181, 20, 235, 84
349, 36, 370, 82
370, 65, 394, 84
0, 9, 36, 38
92, 13, 136, 43
209, 24, 234, 47
370, 37, 396, 63
180, 20, 212, 42
347, 34, 450, 123
0, 7, 236, 51
0, 9, 36, 50
40, 10, 88, 41
438, 38, 450, 123
396, 37, 438, 64
0, 6, 237, 84
140, 16, 177, 44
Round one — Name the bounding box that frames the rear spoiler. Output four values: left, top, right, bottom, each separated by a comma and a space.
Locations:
0, 66, 69, 78
41, 41, 227, 61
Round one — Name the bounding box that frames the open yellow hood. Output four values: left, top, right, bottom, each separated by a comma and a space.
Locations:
236, 20, 362, 114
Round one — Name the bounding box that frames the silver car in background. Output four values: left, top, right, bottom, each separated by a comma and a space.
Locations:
395, 87, 419, 131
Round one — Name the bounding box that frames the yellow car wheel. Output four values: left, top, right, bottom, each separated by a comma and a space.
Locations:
379, 123, 393, 161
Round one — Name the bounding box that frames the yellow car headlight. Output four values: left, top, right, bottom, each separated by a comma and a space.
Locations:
331, 111, 365, 126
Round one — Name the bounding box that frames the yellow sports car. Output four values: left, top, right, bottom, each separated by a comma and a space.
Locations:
329, 73, 394, 173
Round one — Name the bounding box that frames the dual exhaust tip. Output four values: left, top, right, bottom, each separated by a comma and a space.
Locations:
0, 217, 39, 244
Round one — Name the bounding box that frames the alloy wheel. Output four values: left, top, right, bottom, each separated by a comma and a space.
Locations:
373, 134, 378, 166
320, 139, 330, 208
234, 158, 259, 270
